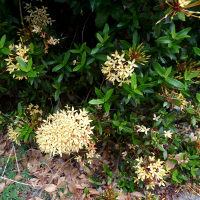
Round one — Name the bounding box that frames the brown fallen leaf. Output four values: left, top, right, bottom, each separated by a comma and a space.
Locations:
0, 182, 6, 193
88, 188, 100, 195
130, 192, 145, 198
166, 160, 176, 169
14, 174, 22, 181
68, 183, 77, 193
44, 184, 57, 193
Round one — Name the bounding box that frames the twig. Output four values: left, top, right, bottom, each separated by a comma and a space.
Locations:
19, 0, 24, 25
81, 13, 92, 43
0, 176, 39, 188
1, 145, 14, 177
13, 144, 20, 174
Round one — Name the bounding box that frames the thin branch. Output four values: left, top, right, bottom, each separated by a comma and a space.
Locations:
1, 145, 14, 177
0, 176, 41, 189
81, 13, 92, 43
19, 0, 24, 25
13, 144, 20, 174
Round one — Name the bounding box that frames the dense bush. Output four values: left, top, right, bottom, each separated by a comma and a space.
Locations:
1, 0, 200, 197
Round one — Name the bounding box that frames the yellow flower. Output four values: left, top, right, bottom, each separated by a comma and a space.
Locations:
101, 50, 138, 86
164, 130, 173, 138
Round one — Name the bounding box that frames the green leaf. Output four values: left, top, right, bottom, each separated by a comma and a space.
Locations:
153, 61, 165, 77
17, 102, 22, 116
132, 31, 139, 48
187, 72, 199, 80
165, 77, 185, 89
193, 47, 200, 56
95, 87, 104, 98
172, 170, 181, 183
96, 33, 104, 43
1, 47, 11, 55
16, 57, 29, 72
93, 54, 107, 61
170, 23, 176, 39
70, 49, 80, 53
165, 66, 172, 78
104, 102, 111, 113
156, 36, 171, 44
103, 23, 109, 35
89, 99, 104, 104
196, 93, 200, 103
54, 90, 61, 101
177, 12, 185, 21
81, 51, 87, 66
52, 64, 64, 72
63, 51, 70, 65
0, 35, 6, 48
120, 40, 131, 48
131, 72, 137, 90
73, 64, 82, 71
157, 144, 165, 152
88, 178, 102, 186
27, 70, 37, 77
104, 88, 114, 102
27, 58, 32, 72
186, 108, 195, 115
175, 27, 191, 39
134, 89, 143, 96
57, 73, 64, 83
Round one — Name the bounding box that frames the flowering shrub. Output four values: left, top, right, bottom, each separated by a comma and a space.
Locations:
1, 0, 200, 198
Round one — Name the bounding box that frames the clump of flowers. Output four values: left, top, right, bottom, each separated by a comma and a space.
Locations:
24, 3, 54, 28
7, 104, 43, 145
134, 155, 170, 190
36, 106, 97, 159
5, 42, 29, 80
20, 2, 59, 53
128, 43, 150, 65
101, 50, 138, 86
157, 0, 200, 24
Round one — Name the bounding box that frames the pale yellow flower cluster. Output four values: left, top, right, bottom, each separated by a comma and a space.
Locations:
101, 50, 138, 86
36, 106, 95, 157
134, 155, 169, 190
24, 3, 55, 28
7, 124, 21, 145
164, 130, 173, 138
136, 125, 150, 135
26, 103, 43, 122
5, 43, 29, 80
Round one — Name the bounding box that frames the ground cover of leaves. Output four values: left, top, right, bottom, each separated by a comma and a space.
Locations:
0, 133, 200, 200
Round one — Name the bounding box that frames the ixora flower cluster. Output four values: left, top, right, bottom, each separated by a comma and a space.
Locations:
7, 104, 43, 145
101, 50, 138, 86
5, 42, 29, 80
36, 106, 96, 158
134, 155, 170, 190
24, 2, 59, 53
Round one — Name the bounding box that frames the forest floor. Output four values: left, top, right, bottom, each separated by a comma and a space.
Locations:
0, 134, 200, 200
